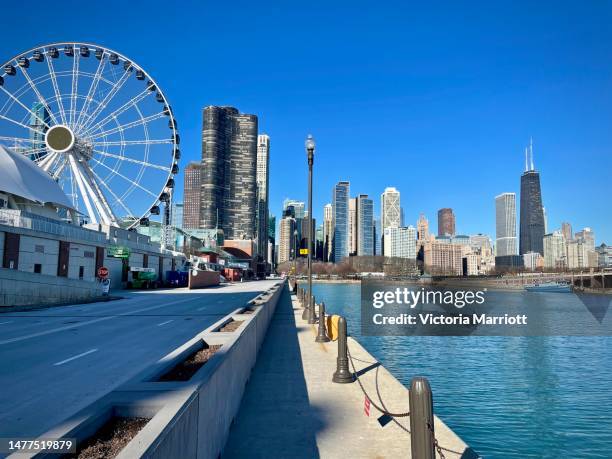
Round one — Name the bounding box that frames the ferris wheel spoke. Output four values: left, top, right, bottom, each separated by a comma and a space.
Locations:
16, 60, 60, 126
90, 157, 158, 198
91, 168, 134, 218
76, 69, 132, 134
75, 54, 107, 128
45, 49, 68, 125
0, 135, 37, 144
0, 113, 46, 136
39, 151, 59, 170
94, 139, 173, 147
69, 50, 80, 127
78, 88, 153, 137
50, 156, 68, 180
0, 86, 52, 130
92, 149, 171, 171
76, 160, 116, 225
89, 111, 166, 140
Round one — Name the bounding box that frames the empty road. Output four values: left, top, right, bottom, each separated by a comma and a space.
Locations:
0, 280, 280, 438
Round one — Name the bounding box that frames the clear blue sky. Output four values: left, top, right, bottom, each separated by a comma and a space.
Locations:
1, 1, 611, 243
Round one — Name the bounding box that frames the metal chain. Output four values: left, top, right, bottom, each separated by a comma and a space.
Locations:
374, 365, 411, 433
346, 345, 410, 418
427, 422, 446, 459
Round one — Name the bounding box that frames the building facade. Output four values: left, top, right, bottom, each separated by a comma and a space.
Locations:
519, 145, 545, 255
348, 197, 357, 256
495, 192, 517, 257
437, 208, 456, 237
256, 134, 270, 262
423, 240, 463, 275
278, 216, 296, 264
383, 226, 416, 259
357, 194, 374, 256
417, 213, 429, 241
183, 162, 202, 230
332, 181, 350, 262
543, 230, 566, 269
200, 106, 258, 240
323, 203, 333, 262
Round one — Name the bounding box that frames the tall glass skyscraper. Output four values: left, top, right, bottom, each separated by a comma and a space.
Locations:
29, 102, 50, 162
201, 106, 258, 240
519, 142, 545, 255
332, 181, 350, 262
256, 134, 270, 262
357, 194, 374, 256
495, 192, 517, 256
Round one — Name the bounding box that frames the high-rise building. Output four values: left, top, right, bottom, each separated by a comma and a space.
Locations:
373, 218, 382, 256
29, 102, 50, 161
172, 203, 184, 230
268, 215, 276, 242
566, 239, 588, 269
256, 134, 270, 262
200, 106, 258, 240
595, 244, 612, 268
283, 199, 305, 218
381, 187, 401, 230
183, 162, 202, 230
495, 193, 517, 257
575, 228, 595, 252
519, 140, 545, 255
383, 226, 417, 259
300, 216, 316, 255
561, 222, 573, 242
323, 203, 333, 262
437, 208, 456, 237
348, 197, 358, 256
278, 216, 296, 264
357, 194, 374, 256
332, 181, 350, 262
523, 252, 544, 271
543, 230, 566, 269
417, 214, 429, 241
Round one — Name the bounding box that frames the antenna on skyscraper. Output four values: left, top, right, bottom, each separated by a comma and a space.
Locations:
524, 147, 529, 172
529, 137, 534, 171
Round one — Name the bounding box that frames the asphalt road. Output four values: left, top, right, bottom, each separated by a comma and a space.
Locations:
0, 280, 280, 438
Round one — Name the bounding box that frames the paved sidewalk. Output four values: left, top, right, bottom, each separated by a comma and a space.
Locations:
224, 286, 474, 458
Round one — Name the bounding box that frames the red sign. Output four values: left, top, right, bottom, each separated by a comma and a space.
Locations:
364, 396, 371, 417
97, 266, 109, 279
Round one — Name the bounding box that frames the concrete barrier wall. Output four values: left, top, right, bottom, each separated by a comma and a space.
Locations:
25, 280, 286, 459
0, 267, 102, 307
188, 270, 220, 289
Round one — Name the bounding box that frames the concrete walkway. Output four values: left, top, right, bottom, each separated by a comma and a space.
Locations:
224, 286, 475, 459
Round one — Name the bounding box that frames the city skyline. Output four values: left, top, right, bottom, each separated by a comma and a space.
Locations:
1, 2, 610, 244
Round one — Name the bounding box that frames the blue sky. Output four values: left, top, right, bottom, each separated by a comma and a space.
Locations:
1, 1, 611, 243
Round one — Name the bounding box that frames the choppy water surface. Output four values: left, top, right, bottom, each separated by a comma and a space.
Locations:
309, 282, 612, 458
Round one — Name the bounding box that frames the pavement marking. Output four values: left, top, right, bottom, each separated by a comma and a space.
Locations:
0, 321, 13, 325
0, 297, 197, 346
157, 319, 174, 326
53, 348, 98, 366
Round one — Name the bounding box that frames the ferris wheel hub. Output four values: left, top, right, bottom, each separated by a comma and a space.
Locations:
45, 125, 75, 153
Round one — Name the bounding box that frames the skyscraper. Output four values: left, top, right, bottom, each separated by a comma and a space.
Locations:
283, 199, 305, 218
381, 187, 401, 230
29, 102, 50, 161
373, 218, 382, 256
543, 230, 566, 269
495, 193, 517, 257
357, 194, 374, 256
383, 226, 416, 259
256, 134, 270, 262
417, 213, 429, 241
561, 222, 573, 242
201, 106, 258, 240
519, 140, 545, 255
332, 181, 350, 262
172, 203, 184, 230
437, 208, 456, 236
183, 162, 202, 230
278, 216, 296, 264
323, 203, 333, 262
348, 197, 358, 256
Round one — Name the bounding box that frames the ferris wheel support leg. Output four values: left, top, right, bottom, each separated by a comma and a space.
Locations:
68, 153, 98, 225
79, 161, 118, 227
39, 151, 59, 171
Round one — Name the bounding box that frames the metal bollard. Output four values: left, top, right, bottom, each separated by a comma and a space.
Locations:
409, 377, 435, 459
332, 316, 354, 383
307, 295, 317, 324
315, 302, 330, 342
302, 292, 312, 320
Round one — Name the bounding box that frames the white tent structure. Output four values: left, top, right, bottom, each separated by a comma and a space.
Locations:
0, 145, 75, 217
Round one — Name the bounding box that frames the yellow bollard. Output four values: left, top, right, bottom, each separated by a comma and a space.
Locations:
326, 315, 340, 341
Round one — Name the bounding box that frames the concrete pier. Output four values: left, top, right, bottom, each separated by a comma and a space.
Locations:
225, 284, 474, 458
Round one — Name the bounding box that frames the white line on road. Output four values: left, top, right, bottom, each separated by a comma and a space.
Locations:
0, 321, 13, 325
53, 348, 98, 366
157, 319, 174, 326
0, 297, 197, 346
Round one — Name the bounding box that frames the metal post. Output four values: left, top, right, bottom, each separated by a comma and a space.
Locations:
332, 316, 354, 383
409, 377, 435, 459
307, 295, 317, 324
315, 301, 330, 342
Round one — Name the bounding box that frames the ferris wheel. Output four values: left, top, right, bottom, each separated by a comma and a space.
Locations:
0, 42, 180, 231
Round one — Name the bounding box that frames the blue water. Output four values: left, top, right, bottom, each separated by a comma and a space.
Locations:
309, 282, 612, 458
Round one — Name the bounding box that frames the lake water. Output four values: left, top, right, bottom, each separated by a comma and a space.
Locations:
308, 282, 612, 458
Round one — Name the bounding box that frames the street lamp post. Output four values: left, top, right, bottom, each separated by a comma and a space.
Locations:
293, 229, 298, 278
303, 134, 316, 323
